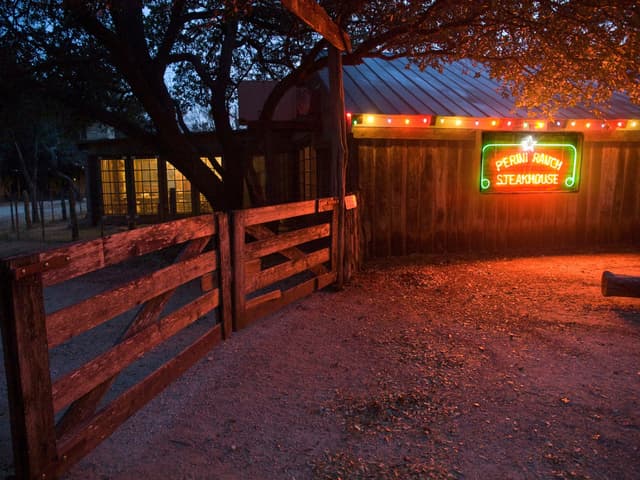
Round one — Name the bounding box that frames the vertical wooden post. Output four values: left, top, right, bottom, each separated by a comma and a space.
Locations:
330, 201, 339, 279
0, 256, 57, 479
216, 212, 233, 339
231, 210, 247, 330
328, 46, 348, 289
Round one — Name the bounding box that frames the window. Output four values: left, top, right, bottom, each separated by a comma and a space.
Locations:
166, 162, 192, 214
133, 157, 159, 215
100, 158, 127, 215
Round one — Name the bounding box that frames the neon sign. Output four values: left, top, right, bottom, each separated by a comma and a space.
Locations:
480, 133, 581, 193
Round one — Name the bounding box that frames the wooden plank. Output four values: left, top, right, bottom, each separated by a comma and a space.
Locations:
317, 197, 339, 212
281, 0, 352, 52
55, 236, 213, 437
52, 290, 219, 413
200, 272, 215, 292
246, 224, 328, 275
245, 248, 330, 294
317, 271, 338, 290
241, 199, 318, 226
46, 250, 218, 348
0, 256, 57, 479
245, 258, 262, 277
40, 238, 105, 287
245, 289, 282, 310
53, 325, 222, 478
216, 212, 233, 340
245, 277, 318, 325
244, 223, 330, 259
102, 214, 215, 265
39, 215, 215, 287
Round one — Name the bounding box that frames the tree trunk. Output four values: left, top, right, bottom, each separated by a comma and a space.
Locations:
68, 188, 79, 241
61, 197, 67, 221
22, 190, 32, 229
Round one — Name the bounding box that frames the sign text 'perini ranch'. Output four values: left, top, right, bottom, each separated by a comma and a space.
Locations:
480, 133, 581, 193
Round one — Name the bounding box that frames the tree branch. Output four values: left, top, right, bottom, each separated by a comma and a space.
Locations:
155, 0, 188, 67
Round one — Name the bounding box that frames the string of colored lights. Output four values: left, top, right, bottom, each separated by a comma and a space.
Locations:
347, 113, 639, 131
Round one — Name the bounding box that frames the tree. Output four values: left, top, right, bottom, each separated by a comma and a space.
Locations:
0, 41, 85, 224
2, 1, 638, 210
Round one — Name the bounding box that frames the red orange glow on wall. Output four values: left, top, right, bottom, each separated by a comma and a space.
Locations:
480, 133, 581, 193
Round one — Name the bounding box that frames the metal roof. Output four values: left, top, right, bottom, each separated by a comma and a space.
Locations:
323, 57, 640, 119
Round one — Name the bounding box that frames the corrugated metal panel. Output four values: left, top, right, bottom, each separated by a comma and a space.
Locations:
323, 57, 640, 119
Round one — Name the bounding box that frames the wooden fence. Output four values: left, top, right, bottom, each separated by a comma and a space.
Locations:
233, 197, 340, 330
0, 195, 357, 480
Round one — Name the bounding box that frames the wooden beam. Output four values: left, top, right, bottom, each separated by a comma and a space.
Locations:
282, 0, 351, 52
0, 256, 57, 479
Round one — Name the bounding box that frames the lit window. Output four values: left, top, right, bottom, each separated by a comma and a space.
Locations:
166, 162, 193, 214
133, 158, 159, 215
100, 158, 127, 215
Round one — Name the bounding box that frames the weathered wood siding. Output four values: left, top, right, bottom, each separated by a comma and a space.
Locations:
354, 129, 640, 258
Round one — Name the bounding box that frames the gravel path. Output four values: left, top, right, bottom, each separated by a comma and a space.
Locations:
1, 252, 639, 479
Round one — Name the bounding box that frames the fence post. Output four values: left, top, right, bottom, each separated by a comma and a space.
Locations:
0, 255, 57, 479
330, 201, 339, 281
216, 212, 233, 339
231, 210, 247, 330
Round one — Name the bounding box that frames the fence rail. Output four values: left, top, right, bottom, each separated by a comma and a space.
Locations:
0, 195, 357, 479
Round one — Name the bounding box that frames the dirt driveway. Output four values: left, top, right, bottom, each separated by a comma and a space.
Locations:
2, 252, 640, 479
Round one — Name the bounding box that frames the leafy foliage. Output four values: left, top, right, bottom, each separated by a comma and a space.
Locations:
1, 1, 638, 207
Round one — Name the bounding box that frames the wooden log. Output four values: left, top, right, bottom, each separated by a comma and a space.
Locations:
601, 271, 640, 298
0, 256, 57, 480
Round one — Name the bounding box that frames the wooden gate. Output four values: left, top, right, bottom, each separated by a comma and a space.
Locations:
0, 195, 358, 479
232, 197, 344, 330
0, 214, 232, 479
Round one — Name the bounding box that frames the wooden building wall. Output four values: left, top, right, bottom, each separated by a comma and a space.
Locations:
353, 128, 640, 258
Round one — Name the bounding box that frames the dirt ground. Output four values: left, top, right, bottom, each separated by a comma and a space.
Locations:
1, 251, 640, 479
